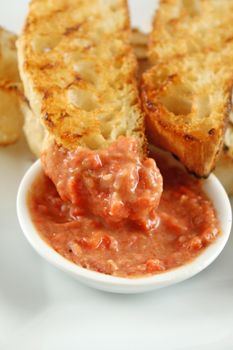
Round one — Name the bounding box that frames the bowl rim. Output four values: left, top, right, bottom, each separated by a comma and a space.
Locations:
17, 159, 232, 292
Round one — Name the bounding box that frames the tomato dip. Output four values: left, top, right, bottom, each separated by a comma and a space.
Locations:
28, 136, 220, 278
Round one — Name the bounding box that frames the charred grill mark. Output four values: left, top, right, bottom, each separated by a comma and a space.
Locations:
208, 128, 215, 135
43, 113, 55, 127
64, 24, 82, 36
59, 112, 70, 120
184, 134, 195, 141
43, 90, 52, 100
167, 74, 178, 83
0, 81, 20, 92
146, 100, 156, 111
223, 144, 230, 153
62, 128, 92, 142
39, 63, 54, 70
226, 36, 233, 43
66, 75, 82, 89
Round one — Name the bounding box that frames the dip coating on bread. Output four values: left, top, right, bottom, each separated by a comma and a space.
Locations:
142, 0, 233, 177
18, 0, 145, 151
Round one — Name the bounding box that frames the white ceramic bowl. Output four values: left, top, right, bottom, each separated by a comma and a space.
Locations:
17, 160, 232, 294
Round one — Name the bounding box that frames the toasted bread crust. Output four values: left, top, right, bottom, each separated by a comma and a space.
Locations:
214, 121, 233, 196
132, 28, 233, 194
0, 27, 23, 146
18, 0, 145, 152
21, 27, 150, 158
142, 0, 233, 177
20, 96, 46, 157
142, 63, 232, 177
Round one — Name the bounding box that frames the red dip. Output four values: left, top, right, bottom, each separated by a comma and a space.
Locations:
28, 137, 220, 278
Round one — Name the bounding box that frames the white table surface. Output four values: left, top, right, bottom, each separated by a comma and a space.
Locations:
0, 1, 233, 349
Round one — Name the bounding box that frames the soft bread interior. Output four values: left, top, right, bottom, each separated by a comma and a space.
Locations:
142, 0, 233, 177
17, 0, 145, 152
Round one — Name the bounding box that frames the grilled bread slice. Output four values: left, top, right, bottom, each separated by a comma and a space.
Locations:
17, 0, 145, 153
131, 28, 150, 78
20, 97, 46, 157
20, 21, 233, 196
21, 26, 148, 157
214, 120, 233, 196
132, 28, 233, 195
131, 28, 148, 60
141, 0, 233, 177
0, 27, 23, 145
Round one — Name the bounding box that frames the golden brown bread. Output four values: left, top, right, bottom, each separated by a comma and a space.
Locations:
141, 0, 233, 177
0, 27, 23, 145
21, 26, 149, 157
19, 21, 233, 196
131, 27, 233, 195
130, 28, 150, 78
20, 97, 46, 157
130, 28, 148, 60
214, 121, 233, 196
17, 0, 145, 152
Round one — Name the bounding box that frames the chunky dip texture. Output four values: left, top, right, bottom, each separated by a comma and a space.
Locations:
28, 137, 220, 278
41, 136, 163, 231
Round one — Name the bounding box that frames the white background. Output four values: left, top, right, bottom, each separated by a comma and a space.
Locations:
0, 1, 233, 349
